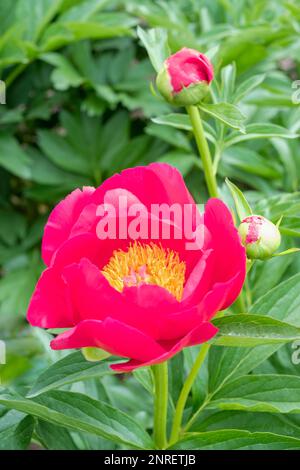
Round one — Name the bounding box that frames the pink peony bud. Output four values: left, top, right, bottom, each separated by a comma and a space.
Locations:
238, 215, 281, 260
156, 47, 214, 106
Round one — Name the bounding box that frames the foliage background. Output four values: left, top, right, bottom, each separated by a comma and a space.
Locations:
1, 0, 300, 450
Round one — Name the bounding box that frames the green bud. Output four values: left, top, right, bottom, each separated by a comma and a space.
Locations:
238, 215, 281, 260
156, 66, 210, 106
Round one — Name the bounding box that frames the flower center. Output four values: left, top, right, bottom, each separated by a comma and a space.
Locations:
101, 242, 186, 301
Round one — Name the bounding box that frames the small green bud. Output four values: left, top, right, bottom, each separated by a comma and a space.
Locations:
238, 215, 281, 260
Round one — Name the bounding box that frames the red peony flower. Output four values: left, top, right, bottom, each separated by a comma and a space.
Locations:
156, 48, 214, 106
27, 163, 246, 372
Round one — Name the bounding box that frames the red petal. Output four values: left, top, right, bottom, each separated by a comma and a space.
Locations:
42, 187, 95, 266
50, 317, 166, 362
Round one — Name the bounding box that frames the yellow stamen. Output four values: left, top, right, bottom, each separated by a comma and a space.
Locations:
102, 242, 186, 301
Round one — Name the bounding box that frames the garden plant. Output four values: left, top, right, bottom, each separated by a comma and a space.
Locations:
0, 0, 300, 452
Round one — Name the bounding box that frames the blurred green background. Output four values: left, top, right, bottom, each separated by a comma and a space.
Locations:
1, 0, 300, 448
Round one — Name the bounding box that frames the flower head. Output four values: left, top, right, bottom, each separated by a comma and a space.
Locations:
156, 48, 214, 106
238, 215, 281, 260
27, 163, 246, 372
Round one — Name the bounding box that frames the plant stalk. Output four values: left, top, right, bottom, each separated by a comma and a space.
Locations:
169, 343, 210, 445
152, 361, 168, 449
186, 105, 219, 198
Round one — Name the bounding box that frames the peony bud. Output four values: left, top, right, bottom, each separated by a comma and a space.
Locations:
156, 47, 214, 106
238, 215, 281, 260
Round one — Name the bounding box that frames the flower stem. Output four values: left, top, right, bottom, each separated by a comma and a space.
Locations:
186, 105, 219, 198
169, 343, 210, 446
152, 361, 169, 449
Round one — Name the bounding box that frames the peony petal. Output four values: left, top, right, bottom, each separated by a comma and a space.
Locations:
111, 321, 218, 372
42, 187, 95, 266
62, 260, 190, 339
50, 317, 166, 362
27, 267, 74, 328
203, 198, 246, 309
93, 163, 198, 210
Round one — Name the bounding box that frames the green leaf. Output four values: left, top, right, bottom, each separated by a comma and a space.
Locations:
170, 430, 300, 450
146, 122, 191, 151
0, 411, 34, 450
212, 314, 300, 347
152, 114, 216, 143
28, 351, 115, 397
208, 273, 300, 394
35, 420, 77, 450
137, 26, 170, 72
41, 52, 84, 90
158, 152, 200, 176
0, 135, 31, 179
233, 74, 266, 103
152, 113, 192, 131
16, 0, 63, 42
273, 248, 300, 257
225, 178, 252, 221
59, 0, 109, 21
199, 102, 246, 131
37, 129, 89, 175
220, 64, 236, 103
225, 123, 299, 147
210, 375, 300, 414
191, 409, 300, 439
222, 146, 281, 180
0, 389, 154, 449
133, 368, 154, 395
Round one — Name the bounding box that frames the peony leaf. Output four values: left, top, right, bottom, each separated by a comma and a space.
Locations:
137, 26, 170, 73
0, 389, 154, 449
212, 314, 300, 347
199, 102, 246, 132
225, 123, 299, 147
209, 374, 300, 414
225, 178, 253, 221
0, 411, 34, 450
272, 248, 300, 257
170, 429, 300, 450
27, 351, 116, 398
207, 273, 300, 394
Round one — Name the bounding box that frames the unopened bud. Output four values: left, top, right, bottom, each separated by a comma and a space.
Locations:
156, 48, 214, 106
238, 215, 281, 260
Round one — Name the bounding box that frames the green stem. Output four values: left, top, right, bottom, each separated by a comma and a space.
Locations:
186, 105, 219, 198
152, 361, 168, 449
235, 289, 246, 312
169, 343, 210, 446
